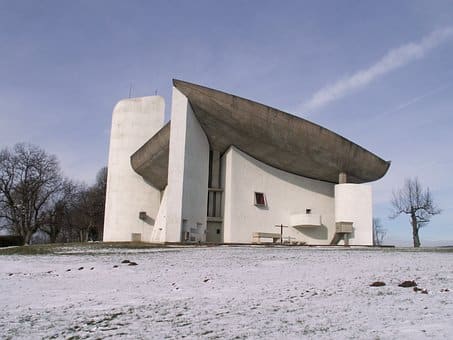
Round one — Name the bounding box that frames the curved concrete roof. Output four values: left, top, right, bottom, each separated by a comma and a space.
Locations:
131, 79, 390, 189
131, 122, 170, 190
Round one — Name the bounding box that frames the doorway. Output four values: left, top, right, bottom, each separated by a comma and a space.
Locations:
207, 221, 223, 243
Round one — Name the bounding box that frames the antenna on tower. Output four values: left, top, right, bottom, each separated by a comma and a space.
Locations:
154, 89, 158, 96
128, 83, 133, 98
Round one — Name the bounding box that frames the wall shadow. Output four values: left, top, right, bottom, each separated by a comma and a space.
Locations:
293, 224, 328, 240
142, 215, 155, 226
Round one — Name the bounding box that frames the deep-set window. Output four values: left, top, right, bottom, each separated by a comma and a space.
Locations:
254, 192, 266, 206
306, 208, 311, 214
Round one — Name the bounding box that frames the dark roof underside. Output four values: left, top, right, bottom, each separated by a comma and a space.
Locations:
131, 79, 390, 190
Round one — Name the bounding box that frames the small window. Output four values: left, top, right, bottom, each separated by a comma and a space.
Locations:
254, 192, 266, 206
306, 209, 311, 214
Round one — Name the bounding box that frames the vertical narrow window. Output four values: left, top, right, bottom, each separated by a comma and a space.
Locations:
254, 192, 266, 207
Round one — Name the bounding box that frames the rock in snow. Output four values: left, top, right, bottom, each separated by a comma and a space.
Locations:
398, 280, 417, 288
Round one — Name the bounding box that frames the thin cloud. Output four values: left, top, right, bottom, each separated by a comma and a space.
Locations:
303, 27, 453, 111
376, 80, 453, 118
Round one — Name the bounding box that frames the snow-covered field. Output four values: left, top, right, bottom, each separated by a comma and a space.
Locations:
1, 246, 452, 339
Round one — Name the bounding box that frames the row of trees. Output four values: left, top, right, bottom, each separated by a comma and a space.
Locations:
0, 143, 106, 244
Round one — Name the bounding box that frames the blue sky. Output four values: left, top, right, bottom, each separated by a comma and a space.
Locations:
1, 1, 452, 245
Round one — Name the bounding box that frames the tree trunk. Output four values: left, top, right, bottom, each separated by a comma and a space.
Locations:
411, 213, 421, 247
79, 229, 89, 243
24, 231, 33, 245
50, 230, 58, 243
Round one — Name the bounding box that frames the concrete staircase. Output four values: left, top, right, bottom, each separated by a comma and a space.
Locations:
330, 222, 353, 246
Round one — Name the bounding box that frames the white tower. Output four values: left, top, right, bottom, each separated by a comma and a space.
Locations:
103, 96, 165, 242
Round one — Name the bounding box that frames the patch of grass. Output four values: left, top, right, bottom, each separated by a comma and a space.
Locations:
0, 241, 178, 256
2, 241, 452, 256
0, 244, 57, 255
384, 247, 453, 253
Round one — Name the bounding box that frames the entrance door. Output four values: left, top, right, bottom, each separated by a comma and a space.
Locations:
206, 222, 223, 243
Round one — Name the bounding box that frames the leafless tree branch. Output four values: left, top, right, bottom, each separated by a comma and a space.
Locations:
390, 177, 441, 247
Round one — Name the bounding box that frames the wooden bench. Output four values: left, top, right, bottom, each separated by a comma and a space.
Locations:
252, 232, 281, 244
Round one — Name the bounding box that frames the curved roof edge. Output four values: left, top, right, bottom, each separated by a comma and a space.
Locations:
130, 80, 390, 188
173, 79, 390, 184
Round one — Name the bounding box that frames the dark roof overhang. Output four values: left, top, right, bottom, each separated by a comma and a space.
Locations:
131, 79, 390, 189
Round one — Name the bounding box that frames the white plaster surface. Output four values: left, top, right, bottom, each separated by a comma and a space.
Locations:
103, 96, 164, 242
222, 147, 335, 244
166, 88, 209, 242
1, 246, 452, 339
335, 183, 373, 245
150, 187, 167, 243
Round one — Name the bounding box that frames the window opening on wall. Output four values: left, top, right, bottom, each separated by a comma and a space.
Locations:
306, 209, 311, 214
254, 192, 266, 207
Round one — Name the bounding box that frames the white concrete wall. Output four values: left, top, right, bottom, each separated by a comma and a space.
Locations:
103, 96, 165, 242
221, 148, 233, 242
165, 87, 209, 242
150, 187, 167, 243
222, 147, 335, 244
334, 184, 373, 245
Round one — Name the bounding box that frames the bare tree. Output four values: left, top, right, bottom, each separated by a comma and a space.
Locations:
0, 143, 63, 244
40, 180, 79, 243
55, 182, 86, 243
41, 167, 107, 243
75, 167, 107, 241
391, 178, 441, 247
372, 218, 386, 246
92, 166, 107, 240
